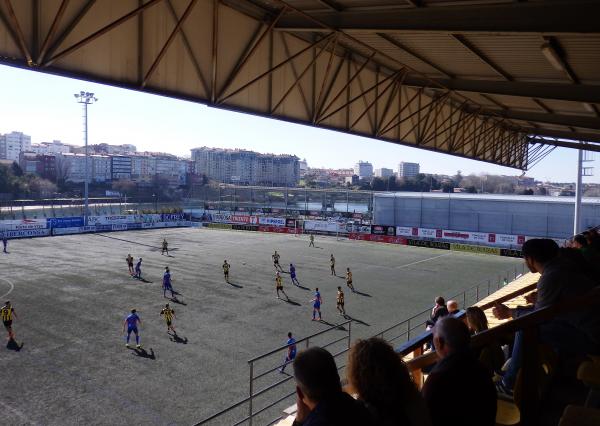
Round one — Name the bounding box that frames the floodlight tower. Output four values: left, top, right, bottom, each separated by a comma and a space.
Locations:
74, 91, 98, 226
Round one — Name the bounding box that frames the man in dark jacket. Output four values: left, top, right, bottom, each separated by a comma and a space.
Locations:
422, 317, 497, 426
292, 347, 371, 426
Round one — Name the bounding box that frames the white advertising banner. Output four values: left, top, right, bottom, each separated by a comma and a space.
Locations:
88, 215, 138, 225
418, 228, 440, 238
2, 228, 50, 238
396, 226, 416, 237
258, 217, 286, 227
304, 220, 342, 233
111, 224, 128, 231
391, 225, 527, 247
0, 218, 47, 230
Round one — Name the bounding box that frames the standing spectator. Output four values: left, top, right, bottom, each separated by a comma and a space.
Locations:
422, 317, 496, 426
2, 234, 7, 253
292, 347, 370, 426
347, 337, 431, 426
425, 297, 448, 329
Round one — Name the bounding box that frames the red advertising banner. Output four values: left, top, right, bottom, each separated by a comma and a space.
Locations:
349, 233, 407, 245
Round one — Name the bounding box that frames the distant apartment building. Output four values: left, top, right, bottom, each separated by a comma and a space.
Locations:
155, 155, 190, 186
0, 131, 31, 162
59, 153, 87, 183
19, 152, 57, 181
131, 154, 156, 183
80, 143, 137, 155
191, 147, 299, 186
397, 162, 420, 178
91, 155, 112, 182
354, 161, 373, 178
298, 159, 308, 177
375, 167, 394, 178
30, 140, 72, 155
111, 155, 132, 180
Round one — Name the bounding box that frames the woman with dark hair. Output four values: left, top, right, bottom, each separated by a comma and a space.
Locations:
466, 306, 488, 334
466, 307, 504, 375
347, 338, 431, 426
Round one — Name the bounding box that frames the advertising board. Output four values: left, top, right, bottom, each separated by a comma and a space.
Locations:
0, 218, 47, 231
258, 217, 286, 227
406, 239, 450, 250
371, 225, 396, 236
47, 217, 84, 229
450, 243, 501, 256
2, 228, 50, 238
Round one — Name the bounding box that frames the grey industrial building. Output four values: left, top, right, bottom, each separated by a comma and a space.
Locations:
373, 193, 600, 239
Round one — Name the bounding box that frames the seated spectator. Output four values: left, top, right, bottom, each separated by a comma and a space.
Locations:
466, 306, 504, 375
421, 317, 497, 426
347, 337, 431, 426
446, 300, 459, 315
493, 238, 600, 396
466, 306, 488, 334
292, 347, 370, 426
425, 296, 448, 329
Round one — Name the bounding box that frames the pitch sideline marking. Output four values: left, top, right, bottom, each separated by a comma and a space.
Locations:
395, 252, 452, 269
0, 277, 14, 299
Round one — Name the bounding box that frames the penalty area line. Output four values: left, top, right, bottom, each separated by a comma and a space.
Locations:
395, 252, 452, 269
0, 277, 15, 299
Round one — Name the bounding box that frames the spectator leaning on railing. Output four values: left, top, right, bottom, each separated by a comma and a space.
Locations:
347, 337, 431, 426
425, 296, 448, 329
421, 317, 497, 426
492, 238, 600, 396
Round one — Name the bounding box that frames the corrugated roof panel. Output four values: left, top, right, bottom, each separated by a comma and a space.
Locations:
541, 99, 594, 115
459, 34, 567, 81
353, 33, 444, 76
553, 35, 600, 84
385, 33, 496, 78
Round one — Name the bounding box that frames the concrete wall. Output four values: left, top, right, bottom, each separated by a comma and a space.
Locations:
373, 193, 600, 239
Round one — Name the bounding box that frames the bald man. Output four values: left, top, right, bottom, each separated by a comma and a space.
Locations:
422, 317, 496, 426
446, 300, 459, 315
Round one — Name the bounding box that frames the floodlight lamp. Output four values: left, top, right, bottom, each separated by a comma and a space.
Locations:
80, 91, 85, 96
74, 93, 79, 98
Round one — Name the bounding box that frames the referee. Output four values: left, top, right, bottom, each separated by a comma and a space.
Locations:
1, 301, 17, 340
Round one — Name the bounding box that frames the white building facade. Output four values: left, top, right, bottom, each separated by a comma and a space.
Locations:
354, 161, 373, 178
374, 167, 394, 178
397, 162, 420, 178
0, 131, 31, 161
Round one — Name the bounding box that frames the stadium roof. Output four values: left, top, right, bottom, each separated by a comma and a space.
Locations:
1, 0, 599, 170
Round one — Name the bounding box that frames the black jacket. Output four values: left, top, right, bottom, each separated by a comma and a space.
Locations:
292, 392, 372, 426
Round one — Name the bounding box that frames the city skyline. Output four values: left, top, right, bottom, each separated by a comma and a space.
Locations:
0, 64, 597, 184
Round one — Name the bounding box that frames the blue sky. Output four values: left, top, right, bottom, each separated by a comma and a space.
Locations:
0, 64, 595, 183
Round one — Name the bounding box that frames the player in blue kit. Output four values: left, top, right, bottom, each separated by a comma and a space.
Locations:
311, 288, 322, 321
279, 332, 297, 373
163, 267, 175, 299
134, 258, 142, 279
122, 309, 142, 348
289, 263, 300, 286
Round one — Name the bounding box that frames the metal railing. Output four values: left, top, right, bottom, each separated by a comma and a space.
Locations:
195, 320, 352, 426
195, 262, 526, 425
374, 263, 527, 345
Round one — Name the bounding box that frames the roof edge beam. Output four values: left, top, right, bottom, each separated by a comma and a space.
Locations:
402, 77, 600, 104
275, 1, 600, 35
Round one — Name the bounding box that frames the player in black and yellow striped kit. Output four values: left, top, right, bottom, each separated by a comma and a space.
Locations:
1, 300, 17, 340
160, 303, 176, 335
